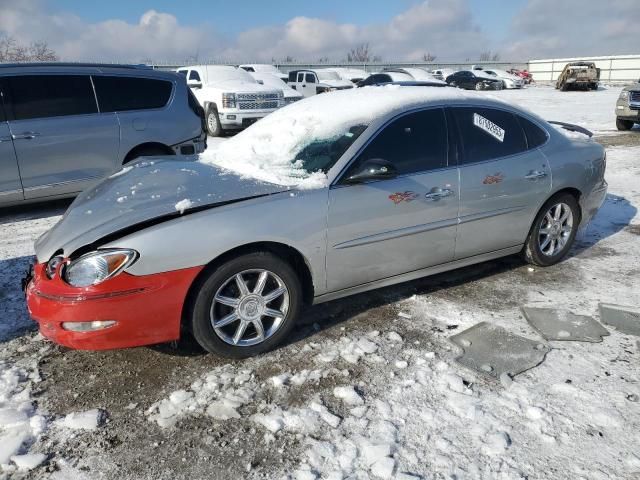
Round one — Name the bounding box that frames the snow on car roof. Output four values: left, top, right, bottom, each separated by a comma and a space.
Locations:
199, 85, 471, 189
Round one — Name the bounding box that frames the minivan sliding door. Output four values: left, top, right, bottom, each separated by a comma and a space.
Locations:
0, 81, 23, 204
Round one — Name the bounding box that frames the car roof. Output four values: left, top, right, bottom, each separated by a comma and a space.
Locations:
0, 62, 178, 79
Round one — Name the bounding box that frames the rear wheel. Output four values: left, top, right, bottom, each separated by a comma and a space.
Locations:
616, 118, 634, 131
124, 145, 172, 164
206, 106, 223, 137
524, 193, 580, 267
189, 252, 302, 358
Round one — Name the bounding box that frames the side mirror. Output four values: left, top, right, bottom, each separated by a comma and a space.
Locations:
187, 80, 202, 89
345, 158, 397, 184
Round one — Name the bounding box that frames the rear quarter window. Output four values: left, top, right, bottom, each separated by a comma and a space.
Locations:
93, 76, 173, 112
453, 107, 527, 164
517, 115, 548, 149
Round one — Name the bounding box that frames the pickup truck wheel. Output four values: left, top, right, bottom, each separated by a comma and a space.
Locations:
206, 107, 223, 137
524, 193, 580, 267
189, 252, 302, 358
616, 118, 634, 131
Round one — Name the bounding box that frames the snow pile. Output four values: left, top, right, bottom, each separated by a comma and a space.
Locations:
174, 198, 194, 214
0, 360, 47, 472
200, 86, 469, 188
146, 365, 257, 427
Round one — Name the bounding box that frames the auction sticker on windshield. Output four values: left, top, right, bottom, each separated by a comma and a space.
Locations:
473, 113, 505, 142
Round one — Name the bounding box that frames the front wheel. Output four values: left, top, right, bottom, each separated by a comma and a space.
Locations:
616, 118, 634, 131
206, 106, 223, 137
189, 252, 302, 358
475, 82, 484, 91
524, 193, 580, 267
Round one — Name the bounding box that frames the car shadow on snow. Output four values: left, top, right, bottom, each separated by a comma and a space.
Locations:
0, 198, 71, 225
0, 254, 38, 344
571, 193, 637, 257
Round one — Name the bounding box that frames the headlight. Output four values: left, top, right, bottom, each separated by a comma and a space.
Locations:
222, 92, 236, 108
619, 91, 629, 100
63, 249, 138, 287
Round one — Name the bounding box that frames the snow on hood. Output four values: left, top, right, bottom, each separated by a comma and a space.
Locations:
321, 79, 354, 88
202, 79, 277, 93
199, 86, 471, 189
34, 158, 288, 261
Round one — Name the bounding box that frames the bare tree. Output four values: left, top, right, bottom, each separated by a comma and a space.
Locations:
317, 56, 329, 64
347, 43, 378, 63
422, 52, 437, 62
0, 35, 57, 62
478, 51, 500, 62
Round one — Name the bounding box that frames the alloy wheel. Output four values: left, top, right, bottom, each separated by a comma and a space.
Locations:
538, 202, 574, 256
210, 269, 289, 346
207, 112, 218, 132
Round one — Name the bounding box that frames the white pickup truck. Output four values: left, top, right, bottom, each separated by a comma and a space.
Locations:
177, 65, 284, 136
287, 69, 354, 97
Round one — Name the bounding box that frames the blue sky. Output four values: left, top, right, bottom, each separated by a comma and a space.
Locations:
53, 0, 526, 39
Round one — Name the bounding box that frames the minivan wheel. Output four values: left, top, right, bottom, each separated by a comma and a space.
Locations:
524, 193, 580, 267
616, 118, 634, 131
206, 106, 223, 137
189, 252, 302, 358
124, 145, 172, 163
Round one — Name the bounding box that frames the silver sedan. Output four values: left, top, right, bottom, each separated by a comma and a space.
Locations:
25, 87, 607, 357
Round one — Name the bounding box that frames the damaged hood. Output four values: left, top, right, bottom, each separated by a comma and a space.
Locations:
35, 157, 288, 262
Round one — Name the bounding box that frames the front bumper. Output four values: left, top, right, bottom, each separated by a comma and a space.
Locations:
616, 100, 640, 121
219, 109, 277, 129
25, 263, 203, 350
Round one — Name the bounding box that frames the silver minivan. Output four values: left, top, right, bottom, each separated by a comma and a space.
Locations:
0, 63, 206, 207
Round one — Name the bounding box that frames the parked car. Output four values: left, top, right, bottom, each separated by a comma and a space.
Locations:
555, 62, 600, 91
615, 79, 640, 130
357, 71, 414, 87
431, 68, 455, 81
249, 72, 302, 105
0, 63, 206, 207
25, 87, 607, 358
287, 69, 354, 97
509, 68, 534, 84
482, 69, 525, 89
178, 65, 284, 136
239, 64, 288, 82
321, 68, 369, 83
445, 70, 503, 90
383, 67, 439, 82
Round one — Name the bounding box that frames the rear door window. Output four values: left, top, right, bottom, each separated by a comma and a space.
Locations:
92, 76, 173, 112
344, 108, 448, 179
452, 107, 527, 164
7, 75, 97, 121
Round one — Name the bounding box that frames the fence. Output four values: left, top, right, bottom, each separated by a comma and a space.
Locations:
528, 55, 640, 83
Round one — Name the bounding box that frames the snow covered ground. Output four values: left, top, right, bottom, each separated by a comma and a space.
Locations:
0, 85, 639, 480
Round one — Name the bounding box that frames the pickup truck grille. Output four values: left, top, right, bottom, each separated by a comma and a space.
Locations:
630, 91, 640, 109
237, 92, 281, 110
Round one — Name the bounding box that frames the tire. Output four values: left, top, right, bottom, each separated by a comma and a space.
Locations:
475, 82, 484, 91
524, 193, 581, 267
616, 118, 634, 131
189, 251, 302, 358
205, 105, 223, 137
124, 145, 172, 164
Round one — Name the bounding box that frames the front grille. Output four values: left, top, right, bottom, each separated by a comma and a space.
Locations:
237, 92, 281, 110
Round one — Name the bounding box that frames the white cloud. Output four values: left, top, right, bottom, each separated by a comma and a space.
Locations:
505, 0, 640, 59
0, 0, 636, 64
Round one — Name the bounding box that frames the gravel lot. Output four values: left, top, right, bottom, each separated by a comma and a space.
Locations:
1, 85, 639, 480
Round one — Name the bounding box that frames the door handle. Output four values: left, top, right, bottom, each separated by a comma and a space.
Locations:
425, 188, 454, 201
524, 171, 547, 180
12, 132, 40, 140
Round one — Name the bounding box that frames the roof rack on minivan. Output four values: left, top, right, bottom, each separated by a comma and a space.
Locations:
0, 62, 153, 69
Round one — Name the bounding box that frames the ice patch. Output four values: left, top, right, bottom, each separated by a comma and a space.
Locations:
59, 409, 105, 430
